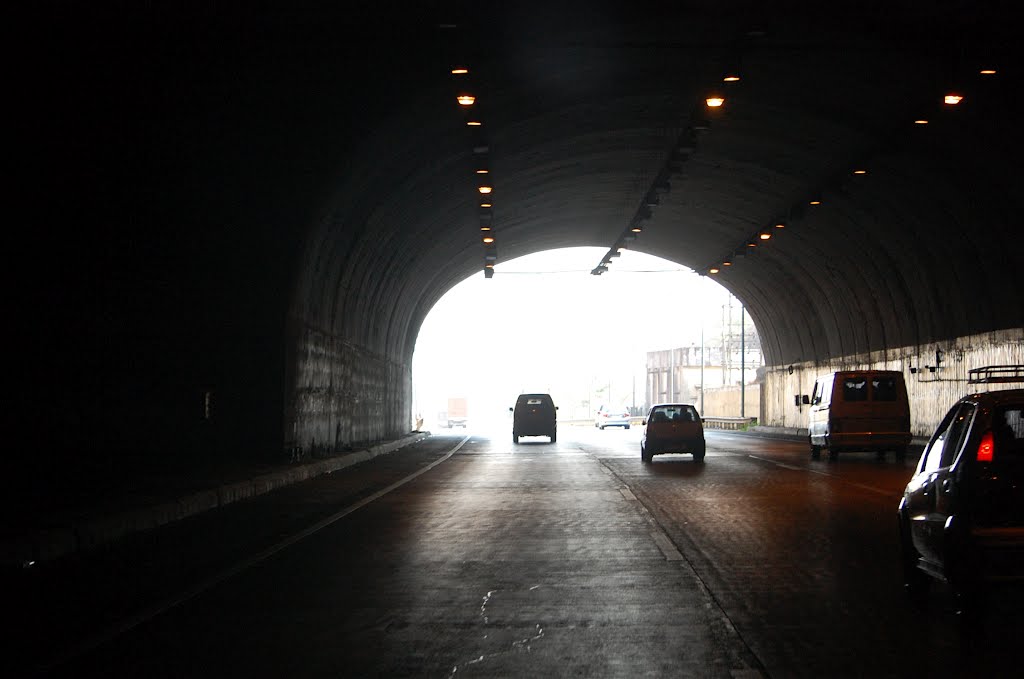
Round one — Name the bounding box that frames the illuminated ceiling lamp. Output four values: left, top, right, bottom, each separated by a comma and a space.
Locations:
482, 235, 495, 244
723, 73, 740, 82
705, 95, 725, 108
466, 120, 482, 127
457, 94, 476, 106
852, 168, 867, 175
451, 67, 469, 75
774, 221, 786, 229
759, 231, 772, 240
943, 93, 963, 105
708, 267, 720, 274
722, 259, 732, 266
979, 68, 997, 75
478, 184, 493, 194
630, 223, 643, 234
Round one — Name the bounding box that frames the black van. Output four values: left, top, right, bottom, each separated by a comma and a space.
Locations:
510, 394, 558, 444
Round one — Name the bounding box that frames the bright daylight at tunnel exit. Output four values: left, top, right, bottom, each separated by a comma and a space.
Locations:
413, 247, 764, 434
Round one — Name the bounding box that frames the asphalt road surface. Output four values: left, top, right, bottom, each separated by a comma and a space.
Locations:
9, 426, 1021, 677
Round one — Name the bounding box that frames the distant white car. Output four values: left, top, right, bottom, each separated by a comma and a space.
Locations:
595, 405, 631, 429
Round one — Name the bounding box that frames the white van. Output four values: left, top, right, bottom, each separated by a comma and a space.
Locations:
805, 370, 911, 462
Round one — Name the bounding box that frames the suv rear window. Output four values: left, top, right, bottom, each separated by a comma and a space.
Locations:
993, 405, 1024, 461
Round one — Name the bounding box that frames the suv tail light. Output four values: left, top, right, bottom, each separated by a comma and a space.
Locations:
977, 429, 994, 462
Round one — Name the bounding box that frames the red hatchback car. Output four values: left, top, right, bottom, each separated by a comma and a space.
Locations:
641, 403, 706, 463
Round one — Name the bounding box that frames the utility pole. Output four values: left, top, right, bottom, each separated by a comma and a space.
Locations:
740, 305, 746, 418
699, 325, 705, 415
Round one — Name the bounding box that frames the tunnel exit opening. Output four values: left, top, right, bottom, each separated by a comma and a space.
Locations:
411, 247, 764, 436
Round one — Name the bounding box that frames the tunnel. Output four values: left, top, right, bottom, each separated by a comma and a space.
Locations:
18, 2, 1023, 473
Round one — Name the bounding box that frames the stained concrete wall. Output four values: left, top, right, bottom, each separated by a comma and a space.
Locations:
284, 326, 411, 461
760, 329, 1024, 437
700, 384, 762, 420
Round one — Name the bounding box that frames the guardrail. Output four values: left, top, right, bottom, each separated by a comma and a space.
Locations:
561, 416, 756, 430
701, 416, 757, 430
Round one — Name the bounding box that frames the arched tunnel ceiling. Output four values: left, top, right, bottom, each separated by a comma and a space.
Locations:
25, 2, 1021, 396
284, 1, 1022, 370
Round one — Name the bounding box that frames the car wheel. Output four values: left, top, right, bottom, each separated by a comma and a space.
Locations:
641, 446, 652, 463
513, 434, 519, 444
624, 424, 630, 430
810, 444, 821, 460
550, 431, 557, 443
598, 424, 605, 430
827, 448, 840, 462
694, 452, 705, 463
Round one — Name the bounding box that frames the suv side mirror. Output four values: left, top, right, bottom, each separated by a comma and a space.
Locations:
509, 407, 514, 412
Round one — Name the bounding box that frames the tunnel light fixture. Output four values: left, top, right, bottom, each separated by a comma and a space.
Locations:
482, 235, 495, 244
484, 267, 494, 279
478, 185, 493, 194
943, 94, 963, 105
853, 169, 867, 175
466, 120, 482, 126
630, 224, 643, 233
451, 67, 469, 75
809, 199, 821, 205
476, 168, 489, 174
746, 241, 757, 248
723, 74, 741, 82
479, 224, 492, 232
709, 267, 720, 274
722, 260, 732, 266
705, 96, 725, 108
484, 251, 497, 262
457, 95, 476, 106
479, 202, 492, 209
759, 232, 772, 240
979, 69, 997, 75
774, 221, 786, 229
914, 119, 929, 125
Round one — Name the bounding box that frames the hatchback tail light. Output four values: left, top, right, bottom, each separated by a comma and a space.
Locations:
977, 429, 994, 462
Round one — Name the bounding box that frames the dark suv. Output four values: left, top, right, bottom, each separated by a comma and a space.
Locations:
510, 394, 557, 443
898, 388, 1024, 605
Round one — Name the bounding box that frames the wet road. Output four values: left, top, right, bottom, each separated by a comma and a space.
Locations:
10, 427, 1021, 677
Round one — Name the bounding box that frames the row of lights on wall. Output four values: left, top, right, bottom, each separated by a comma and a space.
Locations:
698, 67, 1000, 277
450, 65, 498, 278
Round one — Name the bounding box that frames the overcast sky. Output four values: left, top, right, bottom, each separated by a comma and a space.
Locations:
412, 247, 738, 424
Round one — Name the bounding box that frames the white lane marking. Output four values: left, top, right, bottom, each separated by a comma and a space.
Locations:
43, 436, 472, 673
746, 454, 891, 496
650, 531, 684, 561
619, 487, 637, 501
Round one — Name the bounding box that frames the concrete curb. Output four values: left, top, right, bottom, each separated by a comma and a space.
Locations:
2, 432, 431, 568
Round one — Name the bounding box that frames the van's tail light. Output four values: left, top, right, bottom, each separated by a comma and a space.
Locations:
976, 430, 994, 462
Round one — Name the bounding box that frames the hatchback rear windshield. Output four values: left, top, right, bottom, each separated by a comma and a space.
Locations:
649, 406, 699, 423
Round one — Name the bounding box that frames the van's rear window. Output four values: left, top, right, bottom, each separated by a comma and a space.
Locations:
871, 376, 899, 401
842, 378, 868, 401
